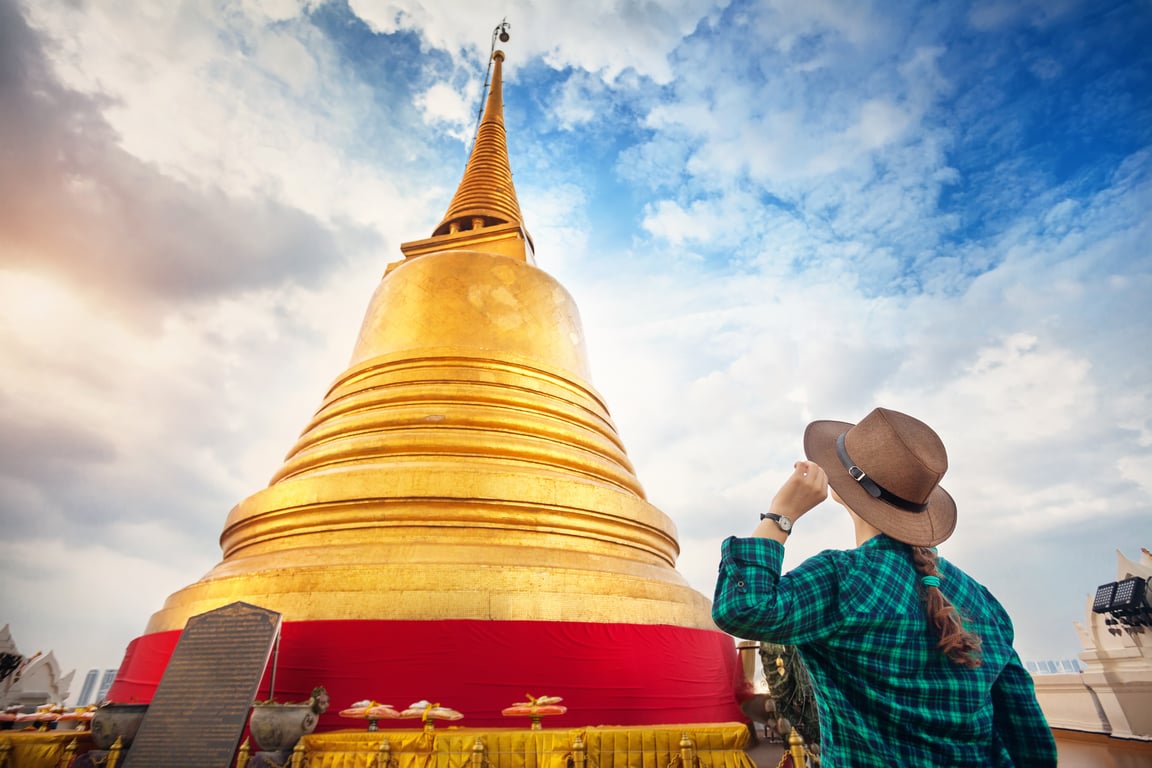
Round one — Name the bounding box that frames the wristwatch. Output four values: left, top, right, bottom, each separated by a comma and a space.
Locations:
759, 512, 793, 534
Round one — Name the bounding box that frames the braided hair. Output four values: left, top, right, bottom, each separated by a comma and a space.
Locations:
910, 546, 983, 668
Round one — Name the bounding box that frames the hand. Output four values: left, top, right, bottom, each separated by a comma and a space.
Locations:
767, 460, 828, 522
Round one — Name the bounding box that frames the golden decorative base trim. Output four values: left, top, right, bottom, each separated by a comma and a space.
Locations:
296, 724, 756, 768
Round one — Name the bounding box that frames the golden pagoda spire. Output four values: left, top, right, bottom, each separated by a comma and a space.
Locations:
436, 50, 523, 235
400, 49, 534, 264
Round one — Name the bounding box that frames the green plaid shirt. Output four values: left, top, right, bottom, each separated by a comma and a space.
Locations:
713, 534, 1057, 767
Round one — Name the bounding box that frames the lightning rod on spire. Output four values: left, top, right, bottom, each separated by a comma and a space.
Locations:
470, 18, 511, 154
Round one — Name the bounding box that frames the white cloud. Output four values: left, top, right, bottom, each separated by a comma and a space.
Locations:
22, 1, 425, 234
1119, 454, 1152, 495
417, 80, 478, 139
518, 182, 591, 277
347, 0, 726, 84
760, 0, 888, 48
938, 332, 1095, 442
550, 72, 599, 129
242, 0, 314, 23
967, 0, 1079, 31
255, 29, 321, 91
0, 532, 217, 689
641, 197, 752, 249
853, 98, 913, 150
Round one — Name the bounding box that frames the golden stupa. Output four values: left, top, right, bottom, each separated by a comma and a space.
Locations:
109, 49, 741, 728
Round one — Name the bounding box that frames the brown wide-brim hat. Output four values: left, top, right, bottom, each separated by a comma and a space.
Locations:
803, 407, 957, 547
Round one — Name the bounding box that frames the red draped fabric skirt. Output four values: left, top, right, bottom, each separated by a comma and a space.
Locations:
106, 619, 745, 729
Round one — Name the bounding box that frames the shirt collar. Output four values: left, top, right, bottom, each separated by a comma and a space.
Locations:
857, 533, 906, 553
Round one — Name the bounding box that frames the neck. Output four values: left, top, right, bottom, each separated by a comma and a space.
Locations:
832, 490, 885, 547
850, 511, 884, 547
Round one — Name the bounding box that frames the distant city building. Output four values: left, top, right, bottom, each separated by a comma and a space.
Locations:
1025, 659, 1084, 675
95, 669, 116, 703
75, 669, 99, 706
74, 668, 119, 706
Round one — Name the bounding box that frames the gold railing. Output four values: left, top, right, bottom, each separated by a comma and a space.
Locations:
780, 729, 807, 768
0, 730, 116, 768
238, 724, 756, 768
0, 722, 758, 768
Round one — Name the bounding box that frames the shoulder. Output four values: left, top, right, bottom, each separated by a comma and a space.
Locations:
791, 546, 855, 577
786, 545, 876, 600
938, 558, 1016, 632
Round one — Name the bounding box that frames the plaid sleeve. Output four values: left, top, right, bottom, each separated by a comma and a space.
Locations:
991, 649, 1058, 766
712, 536, 844, 644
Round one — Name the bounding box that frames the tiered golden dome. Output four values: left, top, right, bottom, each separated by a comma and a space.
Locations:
143, 50, 715, 636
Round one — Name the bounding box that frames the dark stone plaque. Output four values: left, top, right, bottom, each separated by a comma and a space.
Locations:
123, 602, 281, 768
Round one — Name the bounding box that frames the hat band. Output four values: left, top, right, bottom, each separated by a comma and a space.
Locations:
835, 432, 929, 513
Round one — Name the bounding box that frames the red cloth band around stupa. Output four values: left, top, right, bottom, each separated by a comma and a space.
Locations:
106, 619, 744, 729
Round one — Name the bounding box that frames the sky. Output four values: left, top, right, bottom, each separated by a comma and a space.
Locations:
1, 0, 1150, 701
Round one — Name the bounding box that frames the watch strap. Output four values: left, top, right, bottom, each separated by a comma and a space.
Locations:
759, 512, 792, 533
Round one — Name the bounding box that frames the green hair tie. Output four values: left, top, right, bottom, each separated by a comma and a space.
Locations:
921, 575, 941, 588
